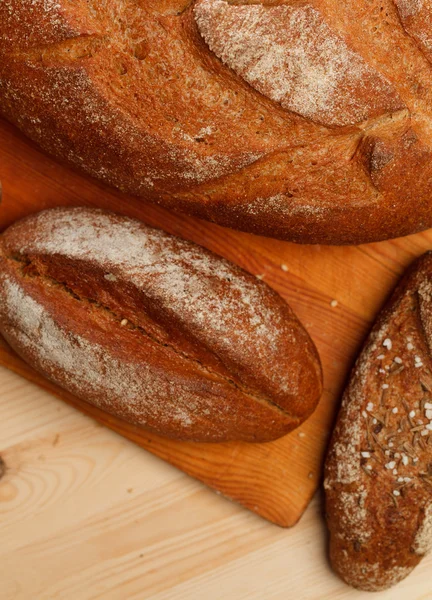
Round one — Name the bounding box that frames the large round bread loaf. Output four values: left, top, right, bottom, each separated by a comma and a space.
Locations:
0, 207, 322, 442
1, 1, 432, 244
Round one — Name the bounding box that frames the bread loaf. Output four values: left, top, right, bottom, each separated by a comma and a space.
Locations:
0, 207, 322, 442
1, 1, 432, 244
325, 252, 432, 591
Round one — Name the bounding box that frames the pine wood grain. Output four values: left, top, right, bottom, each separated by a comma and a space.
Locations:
1, 366, 432, 599
1, 117, 432, 530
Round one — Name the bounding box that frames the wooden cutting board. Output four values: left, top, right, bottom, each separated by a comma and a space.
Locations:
2, 118, 432, 528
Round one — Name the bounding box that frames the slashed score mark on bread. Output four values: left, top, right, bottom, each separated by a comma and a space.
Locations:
2, 0, 432, 243
0, 208, 322, 443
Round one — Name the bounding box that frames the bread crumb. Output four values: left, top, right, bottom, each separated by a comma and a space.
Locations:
330, 299, 338, 308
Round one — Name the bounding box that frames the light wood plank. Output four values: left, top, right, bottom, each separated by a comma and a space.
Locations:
0, 117, 376, 527
2, 115, 432, 596
1, 370, 431, 599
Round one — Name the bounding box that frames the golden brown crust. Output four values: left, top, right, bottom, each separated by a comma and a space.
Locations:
395, 0, 432, 64
2, 1, 432, 243
0, 207, 322, 442
325, 252, 432, 591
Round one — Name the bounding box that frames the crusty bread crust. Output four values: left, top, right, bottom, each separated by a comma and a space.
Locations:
325, 252, 432, 591
0, 207, 322, 442
1, 1, 432, 244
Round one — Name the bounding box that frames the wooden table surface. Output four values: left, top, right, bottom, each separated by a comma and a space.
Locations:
2, 117, 432, 598
1, 365, 431, 600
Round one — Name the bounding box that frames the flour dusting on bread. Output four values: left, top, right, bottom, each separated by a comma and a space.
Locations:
396, 0, 424, 19
0, 275, 198, 425
415, 502, 432, 555
0, 274, 283, 440
0, 208, 322, 442
195, 0, 402, 127
325, 253, 432, 591
11, 207, 307, 400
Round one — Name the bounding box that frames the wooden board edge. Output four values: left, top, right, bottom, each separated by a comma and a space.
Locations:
0, 336, 318, 527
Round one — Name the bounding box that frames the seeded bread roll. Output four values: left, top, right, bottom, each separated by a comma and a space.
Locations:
0, 207, 322, 443
325, 252, 432, 591
2, 1, 432, 244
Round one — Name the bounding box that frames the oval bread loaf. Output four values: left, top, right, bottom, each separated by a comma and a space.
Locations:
2, 1, 432, 244
325, 252, 432, 591
0, 207, 322, 443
